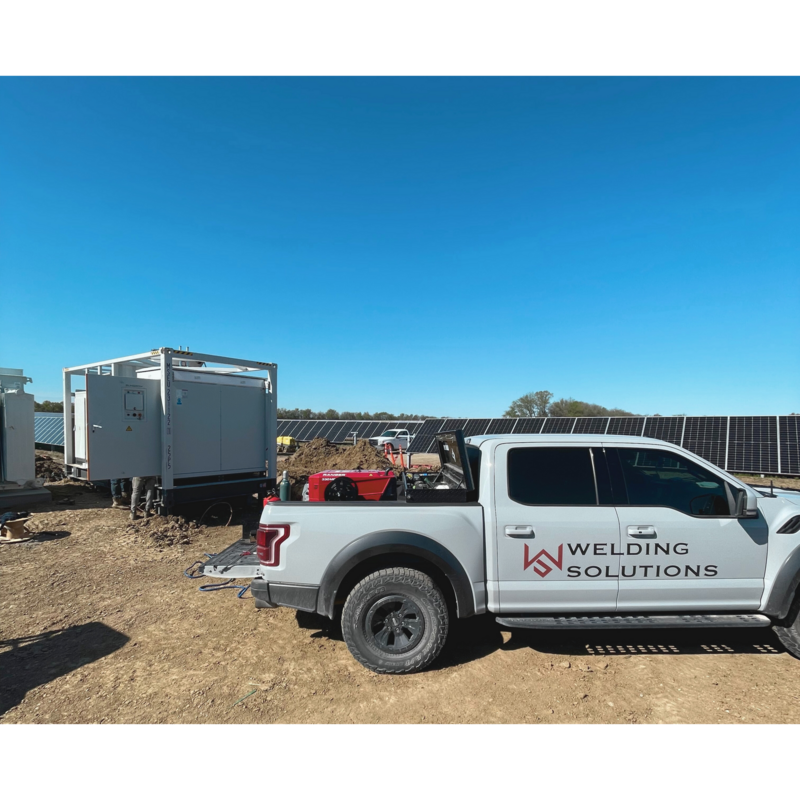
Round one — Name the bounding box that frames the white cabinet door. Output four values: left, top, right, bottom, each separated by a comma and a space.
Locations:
85, 374, 161, 480
220, 384, 266, 472
173, 380, 221, 477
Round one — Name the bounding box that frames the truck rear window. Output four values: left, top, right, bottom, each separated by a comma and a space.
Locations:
508, 447, 596, 505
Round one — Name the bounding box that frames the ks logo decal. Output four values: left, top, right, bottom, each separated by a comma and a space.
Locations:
520, 540, 718, 580
523, 543, 563, 577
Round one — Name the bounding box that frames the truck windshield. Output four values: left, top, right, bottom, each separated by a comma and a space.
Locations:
380, 430, 399, 436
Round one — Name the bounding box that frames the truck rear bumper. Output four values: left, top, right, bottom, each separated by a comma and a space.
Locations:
250, 578, 319, 613
198, 541, 320, 613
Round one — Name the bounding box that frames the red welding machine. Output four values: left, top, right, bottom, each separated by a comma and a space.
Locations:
308, 470, 397, 502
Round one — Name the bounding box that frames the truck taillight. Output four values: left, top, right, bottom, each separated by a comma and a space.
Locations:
256, 524, 290, 567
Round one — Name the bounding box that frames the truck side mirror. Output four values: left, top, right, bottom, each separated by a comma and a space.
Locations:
735, 489, 759, 518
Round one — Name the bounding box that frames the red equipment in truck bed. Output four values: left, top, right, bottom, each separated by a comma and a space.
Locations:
307, 470, 396, 502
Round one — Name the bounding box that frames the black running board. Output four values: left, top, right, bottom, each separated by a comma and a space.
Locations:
496, 613, 772, 630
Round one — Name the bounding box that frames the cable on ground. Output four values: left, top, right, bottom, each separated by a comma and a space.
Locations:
183, 554, 250, 598
198, 501, 234, 527
198, 580, 250, 598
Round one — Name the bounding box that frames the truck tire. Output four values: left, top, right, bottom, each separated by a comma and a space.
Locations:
341, 567, 449, 674
773, 592, 800, 658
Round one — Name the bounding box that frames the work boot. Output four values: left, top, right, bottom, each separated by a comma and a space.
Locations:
130, 510, 137, 521
112, 498, 123, 508
144, 509, 151, 519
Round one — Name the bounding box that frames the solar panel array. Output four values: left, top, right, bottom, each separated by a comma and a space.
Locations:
514, 418, 545, 434
727, 417, 779, 474
543, 417, 575, 434
573, 417, 607, 434
683, 416, 727, 467
643, 416, 684, 445
34, 412, 65, 447
402, 415, 800, 476
277, 419, 425, 444
42, 408, 797, 474
607, 416, 646, 436
780, 417, 800, 476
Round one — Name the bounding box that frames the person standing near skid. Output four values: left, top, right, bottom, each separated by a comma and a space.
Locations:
111, 478, 131, 508
131, 476, 157, 520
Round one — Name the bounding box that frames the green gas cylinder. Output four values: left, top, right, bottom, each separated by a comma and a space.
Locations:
279, 470, 291, 501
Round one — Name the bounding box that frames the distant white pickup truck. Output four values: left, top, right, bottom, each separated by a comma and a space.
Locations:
201, 430, 800, 674
368, 429, 413, 451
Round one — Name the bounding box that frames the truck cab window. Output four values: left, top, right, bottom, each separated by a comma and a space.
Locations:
614, 448, 734, 516
507, 447, 596, 505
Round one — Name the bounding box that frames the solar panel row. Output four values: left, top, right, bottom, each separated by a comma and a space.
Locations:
485, 418, 517, 435
607, 417, 646, 436
38, 410, 800, 475
683, 416, 728, 468
401, 415, 800, 476
543, 417, 574, 434
573, 417, 607, 434
276, 419, 425, 444
728, 417, 779, 474
511, 418, 545, 434
643, 416, 684, 445
33, 412, 65, 447
780, 417, 800, 476
462, 419, 492, 437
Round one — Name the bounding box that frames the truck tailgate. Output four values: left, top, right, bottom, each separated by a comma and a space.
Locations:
199, 538, 261, 578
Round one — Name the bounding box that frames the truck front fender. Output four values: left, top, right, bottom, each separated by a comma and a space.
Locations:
763, 545, 800, 619
317, 530, 476, 620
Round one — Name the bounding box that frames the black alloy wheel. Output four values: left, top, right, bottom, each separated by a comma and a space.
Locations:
365, 595, 425, 654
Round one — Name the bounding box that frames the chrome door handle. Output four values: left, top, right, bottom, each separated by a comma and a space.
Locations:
505, 525, 534, 538
627, 525, 656, 539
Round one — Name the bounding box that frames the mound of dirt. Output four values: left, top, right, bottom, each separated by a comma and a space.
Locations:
35, 453, 66, 482
280, 438, 396, 498
123, 515, 204, 548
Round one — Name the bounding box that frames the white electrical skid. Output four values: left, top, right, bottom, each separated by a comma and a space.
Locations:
63, 348, 278, 513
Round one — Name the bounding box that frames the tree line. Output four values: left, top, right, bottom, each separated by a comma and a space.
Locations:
503, 391, 636, 418
34, 400, 64, 413
278, 409, 435, 421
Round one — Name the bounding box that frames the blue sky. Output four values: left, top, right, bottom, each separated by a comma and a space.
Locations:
2, 77, 798, 416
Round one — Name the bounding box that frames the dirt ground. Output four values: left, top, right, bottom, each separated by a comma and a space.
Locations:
732, 473, 800, 491
2, 454, 800, 724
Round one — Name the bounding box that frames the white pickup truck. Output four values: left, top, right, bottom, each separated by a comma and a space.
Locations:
201, 431, 800, 674
368, 429, 413, 451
